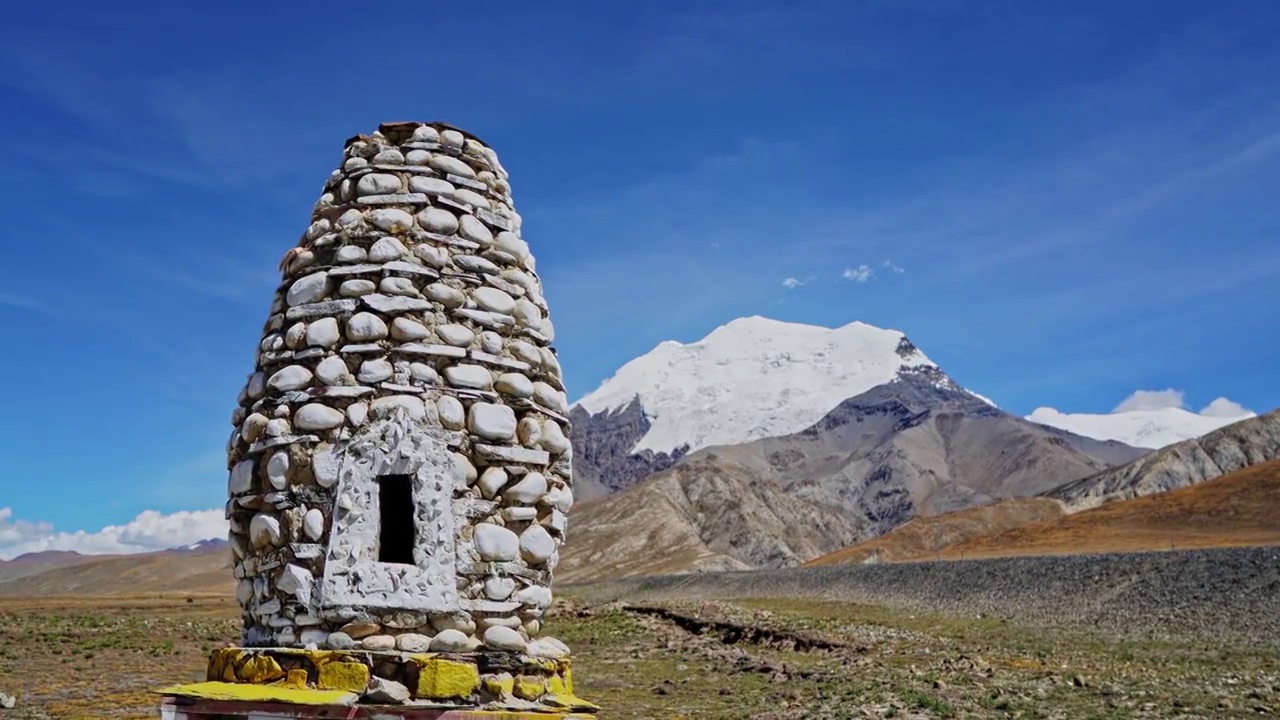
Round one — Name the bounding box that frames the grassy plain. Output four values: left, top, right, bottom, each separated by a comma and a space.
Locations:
0, 593, 1276, 719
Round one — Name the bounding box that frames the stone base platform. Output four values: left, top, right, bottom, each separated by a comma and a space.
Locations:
158, 696, 595, 719
153, 647, 598, 718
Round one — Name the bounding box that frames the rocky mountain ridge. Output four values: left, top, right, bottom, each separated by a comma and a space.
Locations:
558, 369, 1148, 580
570, 317, 997, 497
1048, 409, 1280, 511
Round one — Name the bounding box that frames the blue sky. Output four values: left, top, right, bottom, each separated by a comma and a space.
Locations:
1, 0, 1278, 556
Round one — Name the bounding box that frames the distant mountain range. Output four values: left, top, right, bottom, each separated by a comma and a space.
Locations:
1025, 405, 1256, 449
559, 317, 1156, 581
3, 316, 1273, 595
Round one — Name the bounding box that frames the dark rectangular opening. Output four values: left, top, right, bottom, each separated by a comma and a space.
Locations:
377, 474, 416, 565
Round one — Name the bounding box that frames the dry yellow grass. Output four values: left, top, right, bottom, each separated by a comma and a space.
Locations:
811, 458, 1280, 565
804, 497, 1066, 566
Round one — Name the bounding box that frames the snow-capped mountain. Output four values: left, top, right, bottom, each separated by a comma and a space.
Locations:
569, 316, 995, 495
1025, 406, 1257, 450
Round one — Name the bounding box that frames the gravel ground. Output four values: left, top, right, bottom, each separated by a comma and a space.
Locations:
568, 546, 1280, 645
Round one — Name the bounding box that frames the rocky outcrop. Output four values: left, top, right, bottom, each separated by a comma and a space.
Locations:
556, 457, 862, 583
1048, 409, 1280, 511
567, 398, 685, 499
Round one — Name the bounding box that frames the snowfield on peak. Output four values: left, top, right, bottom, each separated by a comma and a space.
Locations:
574, 316, 979, 456
1025, 406, 1256, 450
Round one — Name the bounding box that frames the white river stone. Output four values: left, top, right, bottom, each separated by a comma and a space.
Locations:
505, 472, 548, 505
413, 243, 449, 268
241, 413, 269, 442
483, 625, 527, 652
515, 585, 553, 609
335, 245, 367, 263
396, 634, 433, 653
346, 312, 388, 341
368, 208, 414, 233
249, 514, 282, 548
520, 524, 556, 564
544, 485, 574, 514
307, 317, 341, 347
517, 417, 541, 446
335, 208, 363, 227
513, 299, 541, 327
346, 402, 369, 427
371, 395, 427, 421
424, 283, 465, 308
458, 215, 494, 246
356, 173, 401, 196
287, 272, 330, 307
435, 323, 474, 347
540, 420, 570, 454
477, 467, 508, 499
430, 629, 471, 652
444, 364, 492, 390
285, 322, 306, 349
428, 154, 474, 178
229, 460, 254, 494
411, 125, 440, 143
266, 451, 290, 490
337, 279, 374, 298
416, 207, 459, 235
372, 147, 405, 164
484, 577, 516, 601
390, 317, 430, 341
468, 402, 516, 441
362, 635, 396, 651
294, 404, 345, 430
437, 396, 465, 430
479, 331, 504, 354
528, 637, 570, 659
441, 129, 465, 149
453, 188, 490, 209
470, 286, 515, 314
507, 340, 541, 367
368, 236, 408, 262
267, 365, 312, 392
409, 176, 455, 195
303, 508, 325, 541
503, 506, 537, 522
474, 523, 519, 562
409, 362, 439, 385
379, 276, 418, 296
533, 382, 568, 414
357, 359, 393, 383
495, 372, 533, 398
315, 355, 351, 385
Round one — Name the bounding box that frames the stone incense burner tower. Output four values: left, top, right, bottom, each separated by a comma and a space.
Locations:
160, 122, 595, 718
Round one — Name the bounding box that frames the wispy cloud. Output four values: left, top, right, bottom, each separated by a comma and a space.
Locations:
842, 265, 874, 282
0, 506, 225, 561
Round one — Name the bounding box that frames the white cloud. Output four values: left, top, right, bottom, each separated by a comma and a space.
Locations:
1199, 397, 1254, 418
882, 260, 906, 273
0, 507, 226, 561
781, 277, 803, 288
1113, 388, 1185, 412
1112, 388, 1253, 417
842, 265, 873, 282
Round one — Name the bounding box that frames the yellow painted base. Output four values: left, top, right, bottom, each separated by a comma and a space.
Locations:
173, 647, 599, 714
154, 681, 357, 705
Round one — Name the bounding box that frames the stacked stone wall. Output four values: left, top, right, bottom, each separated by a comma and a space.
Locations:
224, 122, 572, 662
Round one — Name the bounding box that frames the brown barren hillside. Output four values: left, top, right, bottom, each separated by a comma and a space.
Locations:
804, 497, 1066, 566
809, 458, 1280, 564
0, 544, 232, 597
